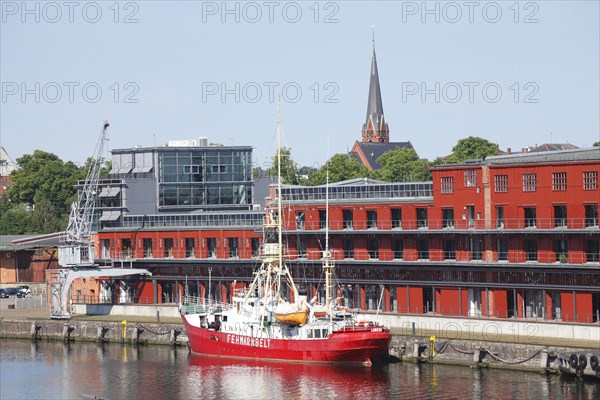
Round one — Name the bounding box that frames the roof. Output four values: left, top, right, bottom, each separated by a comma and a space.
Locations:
0, 146, 18, 176
0, 233, 62, 251
530, 143, 579, 152
484, 147, 599, 166
350, 141, 415, 171
364, 47, 384, 125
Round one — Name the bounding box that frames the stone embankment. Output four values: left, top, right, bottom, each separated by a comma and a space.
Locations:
0, 318, 187, 346
389, 336, 599, 379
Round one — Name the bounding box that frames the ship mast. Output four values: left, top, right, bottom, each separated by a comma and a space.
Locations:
276, 100, 299, 300
323, 147, 334, 323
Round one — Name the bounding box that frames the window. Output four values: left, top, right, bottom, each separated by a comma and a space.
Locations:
318, 210, 327, 229
342, 210, 353, 229
466, 205, 475, 228
585, 204, 598, 227
523, 173, 536, 192
121, 239, 131, 258
164, 238, 174, 258
524, 207, 536, 228
472, 237, 483, 261
295, 212, 305, 230
443, 239, 456, 260
583, 171, 598, 190
416, 208, 428, 228
251, 238, 260, 257
343, 239, 354, 259
552, 172, 567, 191
143, 238, 153, 258
442, 208, 454, 228
417, 239, 429, 260
229, 238, 239, 258
391, 208, 402, 228
498, 239, 508, 261
392, 239, 403, 259
525, 239, 537, 261
554, 205, 567, 228
296, 238, 307, 259
464, 170, 477, 187
207, 238, 216, 258
185, 238, 195, 258
101, 239, 111, 258
496, 206, 505, 228
441, 176, 454, 193
367, 210, 377, 229
494, 174, 508, 192
586, 240, 599, 263
367, 239, 379, 259
555, 239, 568, 262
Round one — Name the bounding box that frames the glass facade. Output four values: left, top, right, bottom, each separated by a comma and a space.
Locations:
158, 148, 252, 208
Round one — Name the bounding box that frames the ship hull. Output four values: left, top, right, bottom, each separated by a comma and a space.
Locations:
182, 316, 391, 364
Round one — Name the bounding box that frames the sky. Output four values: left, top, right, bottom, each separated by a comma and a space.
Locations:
1, 1, 599, 170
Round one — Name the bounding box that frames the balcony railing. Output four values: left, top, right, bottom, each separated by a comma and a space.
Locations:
289, 217, 599, 231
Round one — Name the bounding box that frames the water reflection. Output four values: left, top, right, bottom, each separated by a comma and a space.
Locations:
186, 355, 390, 400
0, 339, 598, 400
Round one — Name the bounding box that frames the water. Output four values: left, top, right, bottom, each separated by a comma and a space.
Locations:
0, 339, 597, 400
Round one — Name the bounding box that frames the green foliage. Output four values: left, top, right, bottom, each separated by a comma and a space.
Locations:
593, 141, 599, 147
31, 197, 67, 234
267, 147, 299, 185
306, 154, 369, 185
371, 148, 432, 182
0, 203, 34, 235
446, 136, 498, 163
4, 150, 85, 234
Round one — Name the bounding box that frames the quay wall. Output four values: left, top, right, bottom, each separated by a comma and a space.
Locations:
0, 318, 188, 346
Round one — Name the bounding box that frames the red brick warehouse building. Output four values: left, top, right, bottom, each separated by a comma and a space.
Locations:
87, 43, 599, 323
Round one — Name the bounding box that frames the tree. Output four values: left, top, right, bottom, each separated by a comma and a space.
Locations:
306, 154, 369, 185
371, 148, 432, 182
5, 150, 84, 234
0, 203, 34, 235
593, 141, 599, 147
267, 147, 299, 185
31, 197, 65, 234
446, 136, 498, 163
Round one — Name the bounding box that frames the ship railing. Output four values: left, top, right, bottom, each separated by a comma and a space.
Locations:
181, 295, 233, 314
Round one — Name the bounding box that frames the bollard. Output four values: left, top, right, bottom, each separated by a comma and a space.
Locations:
30, 322, 41, 341
473, 349, 481, 364
412, 341, 420, 359
62, 324, 75, 342
540, 349, 549, 369
412, 322, 415, 336
170, 329, 181, 346
135, 327, 144, 345
156, 310, 160, 322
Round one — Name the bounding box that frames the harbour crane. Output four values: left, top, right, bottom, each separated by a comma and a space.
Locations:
51, 121, 150, 319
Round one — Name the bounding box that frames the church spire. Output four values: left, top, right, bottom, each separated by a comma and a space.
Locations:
362, 29, 389, 143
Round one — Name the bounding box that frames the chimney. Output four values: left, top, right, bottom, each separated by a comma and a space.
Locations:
507, 148, 511, 154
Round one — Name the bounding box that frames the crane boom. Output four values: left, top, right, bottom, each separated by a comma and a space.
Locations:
58, 121, 109, 267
